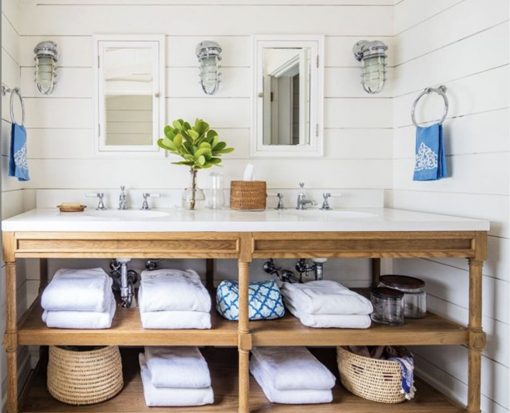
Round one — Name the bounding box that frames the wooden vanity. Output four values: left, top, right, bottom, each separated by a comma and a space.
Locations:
1, 209, 488, 413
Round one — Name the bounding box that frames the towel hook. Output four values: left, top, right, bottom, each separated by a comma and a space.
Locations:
411, 85, 448, 127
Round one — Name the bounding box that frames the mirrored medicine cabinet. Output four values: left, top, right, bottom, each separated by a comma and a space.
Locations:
252, 35, 324, 157
93, 35, 165, 154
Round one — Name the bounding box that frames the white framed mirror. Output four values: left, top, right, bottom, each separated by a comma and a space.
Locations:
252, 35, 324, 157
93, 35, 165, 154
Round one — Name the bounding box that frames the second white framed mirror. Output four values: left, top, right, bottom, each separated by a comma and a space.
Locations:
252, 35, 324, 157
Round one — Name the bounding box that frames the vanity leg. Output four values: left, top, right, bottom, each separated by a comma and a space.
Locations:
371, 258, 381, 287
205, 258, 214, 291
4, 261, 18, 413
38, 258, 49, 294
238, 260, 251, 413
467, 258, 485, 413
39, 259, 49, 368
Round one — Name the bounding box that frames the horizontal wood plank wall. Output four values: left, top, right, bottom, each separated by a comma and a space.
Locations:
389, 1, 510, 412
0, 0, 36, 409
16, 3, 394, 189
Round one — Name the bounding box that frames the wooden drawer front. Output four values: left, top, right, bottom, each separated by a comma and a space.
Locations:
253, 233, 475, 258
15, 236, 239, 258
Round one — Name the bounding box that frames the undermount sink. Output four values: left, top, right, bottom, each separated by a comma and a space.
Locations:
85, 209, 169, 219
283, 209, 377, 219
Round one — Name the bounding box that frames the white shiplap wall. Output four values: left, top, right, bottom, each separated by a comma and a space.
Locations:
388, 1, 510, 412
0, 0, 36, 407
15, 7, 394, 191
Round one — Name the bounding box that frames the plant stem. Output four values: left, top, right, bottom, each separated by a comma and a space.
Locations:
190, 168, 197, 210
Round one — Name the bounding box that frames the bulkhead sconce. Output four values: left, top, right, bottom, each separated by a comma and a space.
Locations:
34, 41, 59, 95
353, 40, 388, 94
196, 41, 222, 95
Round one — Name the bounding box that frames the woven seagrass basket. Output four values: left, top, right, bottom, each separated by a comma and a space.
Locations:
47, 345, 123, 405
337, 346, 406, 404
230, 181, 267, 210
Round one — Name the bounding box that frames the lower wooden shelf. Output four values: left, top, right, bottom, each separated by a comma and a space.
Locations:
20, 347, 463, 413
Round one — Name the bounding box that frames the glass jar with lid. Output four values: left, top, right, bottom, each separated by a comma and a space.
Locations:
379, 275, 426, 319
370, 287, 405, 325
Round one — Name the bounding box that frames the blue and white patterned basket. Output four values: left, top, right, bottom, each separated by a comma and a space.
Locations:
216, 279, 285, 321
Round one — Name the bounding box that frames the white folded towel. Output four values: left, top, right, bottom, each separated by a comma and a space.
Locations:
41, 268, 113, 312
42, 295, 116, 329
139, 269, 211, 313
281, 280, 373, 316
286, 302, 371, 329
252, 347, 335, 391
144, 347, 211, 388
139, 354, 214, 407
140, 310, 211, 330
250, 356, 332, 404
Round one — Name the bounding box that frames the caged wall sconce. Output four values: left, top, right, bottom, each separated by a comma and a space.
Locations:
196, 41, 222, 95
353, 40, 388, 94
34, 41, 59, 95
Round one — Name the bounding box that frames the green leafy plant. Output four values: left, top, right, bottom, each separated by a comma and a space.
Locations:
158, 119, 234, 209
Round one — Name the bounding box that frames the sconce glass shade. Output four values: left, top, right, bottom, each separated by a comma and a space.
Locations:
196, 41, 222, 95
353, 40, 388, 94
34, 41, 58, 95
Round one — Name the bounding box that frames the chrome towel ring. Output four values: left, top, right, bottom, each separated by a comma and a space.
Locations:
411, 85, 448, 127
1, 84, 25, 126
10, 88, 25, 126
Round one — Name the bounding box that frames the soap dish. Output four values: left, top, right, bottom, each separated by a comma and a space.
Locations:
57, 203, 87, 213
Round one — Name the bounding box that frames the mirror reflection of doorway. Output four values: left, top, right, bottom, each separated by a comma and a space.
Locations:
262, 48, 310, 146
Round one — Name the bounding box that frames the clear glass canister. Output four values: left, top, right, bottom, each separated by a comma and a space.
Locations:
370, 287, 405, 325
379, 275, 426, 319
207, 172, 225, 209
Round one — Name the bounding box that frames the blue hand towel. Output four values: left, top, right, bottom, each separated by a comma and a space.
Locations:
413, 123, 447, 181
9, 123, 30, 181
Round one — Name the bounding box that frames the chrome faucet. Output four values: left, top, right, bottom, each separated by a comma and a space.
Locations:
275, 193, 285, 210
320, 193, 332, 210
141, 193, 160, 210
118, 186, 128, 210
86, 192, 107, 210
296, 183, 316, 210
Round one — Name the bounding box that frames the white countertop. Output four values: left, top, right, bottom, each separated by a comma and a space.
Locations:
1, 208, 490, 232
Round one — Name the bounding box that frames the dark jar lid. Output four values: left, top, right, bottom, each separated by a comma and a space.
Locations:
371, 287, 404, 299
380, 275, 425, 289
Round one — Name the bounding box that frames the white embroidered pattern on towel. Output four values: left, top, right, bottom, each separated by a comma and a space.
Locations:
414, 142, 438, 171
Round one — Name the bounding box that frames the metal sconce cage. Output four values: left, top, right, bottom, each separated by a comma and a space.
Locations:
34, 41, 59, 95
196, 41, 222, 95
353, 40, 388, 94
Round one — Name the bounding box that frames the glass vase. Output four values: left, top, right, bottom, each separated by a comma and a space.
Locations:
181, 168, 205, 210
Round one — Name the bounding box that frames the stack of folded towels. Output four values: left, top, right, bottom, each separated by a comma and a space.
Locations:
250, 347, 336, 404
281, 280, 373, 328
41, 268, 116, 329
139, 347, 214, 407
138, 269, 211, 329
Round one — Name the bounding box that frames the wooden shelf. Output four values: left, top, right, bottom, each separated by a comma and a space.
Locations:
18, 302, 238, 347
20, 347, 463, 413
19, 302, 467, 348
251, 313, 468, 347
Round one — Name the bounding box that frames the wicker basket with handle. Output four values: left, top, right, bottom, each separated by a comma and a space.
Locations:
230, 181, 267, 210
337, 346, 406, 404
47, 345, 123, 405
